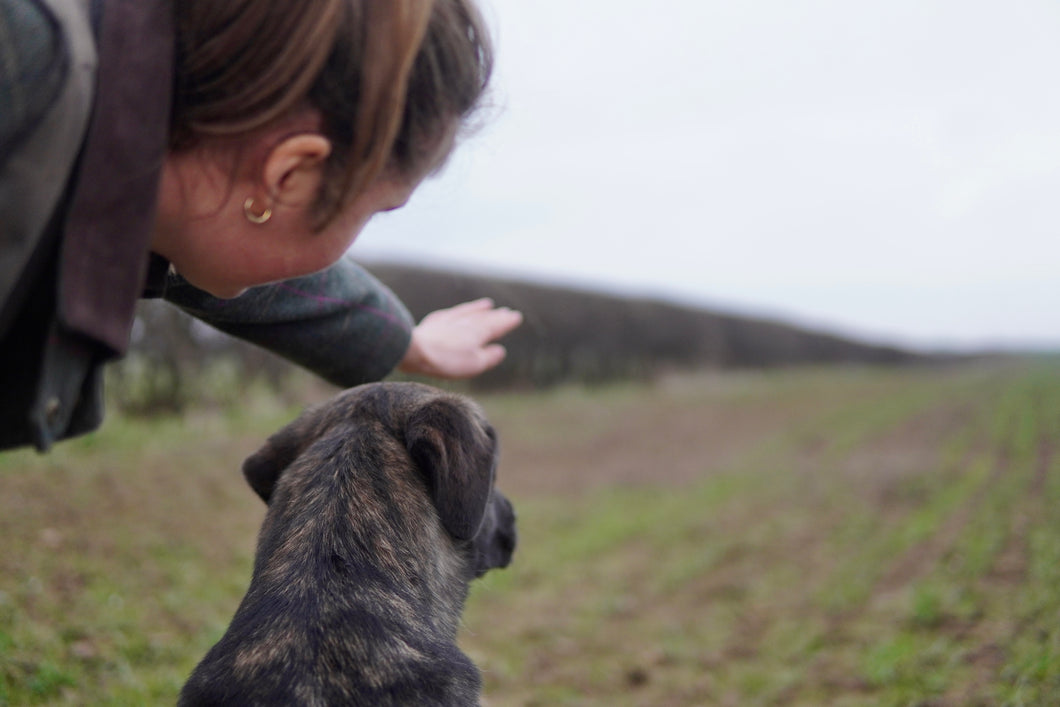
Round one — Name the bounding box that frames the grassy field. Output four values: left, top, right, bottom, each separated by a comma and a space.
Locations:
1, 360, 1058, 705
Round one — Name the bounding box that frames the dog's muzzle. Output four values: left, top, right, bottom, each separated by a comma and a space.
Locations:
472, 492, 516, 577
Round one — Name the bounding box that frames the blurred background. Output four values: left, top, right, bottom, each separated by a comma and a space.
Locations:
356, 0, 1060, 353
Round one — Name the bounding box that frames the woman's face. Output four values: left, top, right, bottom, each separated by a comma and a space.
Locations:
152, 121, 453, 299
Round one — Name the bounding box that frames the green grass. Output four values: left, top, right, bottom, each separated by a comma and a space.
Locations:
463, 361, 1060, 706
2, 360, 1059, 704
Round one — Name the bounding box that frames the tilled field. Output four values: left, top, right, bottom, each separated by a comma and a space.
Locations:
1, 361, 1057, 705
468, 362, 1060, 706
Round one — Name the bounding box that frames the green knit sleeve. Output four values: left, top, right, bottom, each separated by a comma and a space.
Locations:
162, 256, 415, 387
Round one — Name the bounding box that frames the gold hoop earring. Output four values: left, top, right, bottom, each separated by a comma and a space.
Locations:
243, 197, 273, 225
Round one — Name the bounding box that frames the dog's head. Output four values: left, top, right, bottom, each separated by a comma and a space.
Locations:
241, 382, 515, 578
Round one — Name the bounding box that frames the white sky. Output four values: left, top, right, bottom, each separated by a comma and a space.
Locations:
353, 0, 1060, 352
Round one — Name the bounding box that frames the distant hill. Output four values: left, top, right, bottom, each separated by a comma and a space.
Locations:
364, 261, 927, 389
116, 260, 934, 413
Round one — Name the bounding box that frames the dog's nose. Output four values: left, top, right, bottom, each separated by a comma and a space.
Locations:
494, 496, 516, 564
473, 494, 517, 577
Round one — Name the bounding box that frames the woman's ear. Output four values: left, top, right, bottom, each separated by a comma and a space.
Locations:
261, 134, 333, 207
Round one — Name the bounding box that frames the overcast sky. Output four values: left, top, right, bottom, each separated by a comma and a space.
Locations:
354, 0, 1060, 352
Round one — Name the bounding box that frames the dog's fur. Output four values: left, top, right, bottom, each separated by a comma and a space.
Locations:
179, 382, 516, 706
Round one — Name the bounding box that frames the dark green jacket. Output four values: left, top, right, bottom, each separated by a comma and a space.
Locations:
0, 0, 414, 452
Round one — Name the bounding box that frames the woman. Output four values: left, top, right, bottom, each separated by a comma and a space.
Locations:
0, 0, 522, 451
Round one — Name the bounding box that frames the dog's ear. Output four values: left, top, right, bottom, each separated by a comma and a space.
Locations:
242, 417, 316, 504
406, 398, 497, 541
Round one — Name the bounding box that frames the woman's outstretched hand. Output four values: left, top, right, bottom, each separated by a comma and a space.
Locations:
399, 298, 523, 379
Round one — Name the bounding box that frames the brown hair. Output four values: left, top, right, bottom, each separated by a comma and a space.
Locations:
170, 0, 492, 227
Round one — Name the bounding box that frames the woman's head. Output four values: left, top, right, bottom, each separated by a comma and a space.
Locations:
171, 0, 492, 221
154, 0, 492, 297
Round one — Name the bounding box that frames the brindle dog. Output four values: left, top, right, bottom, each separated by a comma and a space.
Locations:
179, 382, 516, 706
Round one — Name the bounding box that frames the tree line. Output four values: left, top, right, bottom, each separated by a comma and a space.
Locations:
112, 261, 929, 412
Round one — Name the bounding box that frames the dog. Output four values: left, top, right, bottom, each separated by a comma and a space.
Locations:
179, 382, 516, 706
